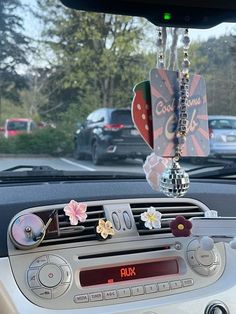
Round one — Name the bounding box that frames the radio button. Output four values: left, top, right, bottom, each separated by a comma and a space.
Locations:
89, 292, 103, 302
61, 265, 71, 283
187, 251, 200, 266
112, 212, 121, 230
170, 280, 182, 290
194, 266, 209, 276
53, 284, 69, 298
209, 264, 218, 276
74, 294, 89, 303
158, 282, 170, 292
118, 288, 131, 298
144, 284, 158, 294
30, 255, 48, 268
123, 211, 132, 229
182, 278, 194, 287
32, 287, 52, 299
39, 264, 62, 288
104, 290, 117, 300
27, 269, 40, 288
131, 286, 144, 296
187, 239, 200, 251
48, 255, 66, 266
195, 249, 214, 266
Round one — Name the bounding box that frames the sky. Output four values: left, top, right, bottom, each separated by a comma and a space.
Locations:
190, 23, 235, 41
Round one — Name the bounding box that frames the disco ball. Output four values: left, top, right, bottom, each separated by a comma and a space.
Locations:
160, 160, 189, 197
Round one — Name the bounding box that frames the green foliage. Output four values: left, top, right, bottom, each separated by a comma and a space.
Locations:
191, 35, 236, 115
0, 0, 30, 102
34, 1, 152, 122
0, 129, 73, 156
1, 0, 236, 159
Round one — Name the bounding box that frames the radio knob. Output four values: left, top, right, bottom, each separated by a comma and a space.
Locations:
187, 240, 220, 276
205, 301, 229, 314
195, 248, 215, 266
39, 264, 62, 288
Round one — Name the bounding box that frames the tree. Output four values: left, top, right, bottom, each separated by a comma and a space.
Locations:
0, 0, 30, 103
34, 0, 151, 122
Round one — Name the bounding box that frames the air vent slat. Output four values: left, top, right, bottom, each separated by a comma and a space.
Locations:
133, 212, 203, 219
131, 206, 199, 213
131, 202, 205, 237
39, 205, 104, 246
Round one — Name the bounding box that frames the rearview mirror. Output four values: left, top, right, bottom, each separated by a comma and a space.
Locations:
60, 0, 236, 28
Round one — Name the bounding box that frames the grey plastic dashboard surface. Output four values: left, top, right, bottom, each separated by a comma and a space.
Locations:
0, 178, 236, 257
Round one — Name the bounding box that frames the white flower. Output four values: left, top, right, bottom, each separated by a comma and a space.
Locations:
140, 206, 162, 230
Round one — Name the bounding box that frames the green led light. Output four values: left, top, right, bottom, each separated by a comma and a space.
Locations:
163, 12, 172, 21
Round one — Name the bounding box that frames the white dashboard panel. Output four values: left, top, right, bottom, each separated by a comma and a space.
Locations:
3, 198, 236, 313
1, 245, 236, 314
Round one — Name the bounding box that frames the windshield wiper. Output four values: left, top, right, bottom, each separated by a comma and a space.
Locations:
3, 165, 58, 172
0, 166, 145, 183
188, 161, 236, 179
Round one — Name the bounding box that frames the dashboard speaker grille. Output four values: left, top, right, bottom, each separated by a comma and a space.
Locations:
130, 202, 205, 236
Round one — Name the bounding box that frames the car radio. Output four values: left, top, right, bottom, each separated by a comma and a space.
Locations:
8, 238, 224, 310
7, 199, 226, 310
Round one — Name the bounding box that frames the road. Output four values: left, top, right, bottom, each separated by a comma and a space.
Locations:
0, 156, 195, 173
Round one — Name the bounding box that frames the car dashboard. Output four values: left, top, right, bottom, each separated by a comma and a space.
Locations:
1, 178, 236, 314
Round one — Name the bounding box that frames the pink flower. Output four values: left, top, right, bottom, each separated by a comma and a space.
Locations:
63, 200, 87, 225
143, 153, 171, 191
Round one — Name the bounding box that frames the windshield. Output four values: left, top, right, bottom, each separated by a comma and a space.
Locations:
7, 121, 28, 131
111, 110, 133, 125
0, 0, 236, 175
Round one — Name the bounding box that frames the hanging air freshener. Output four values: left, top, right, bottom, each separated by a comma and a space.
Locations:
132, 28, 210, 198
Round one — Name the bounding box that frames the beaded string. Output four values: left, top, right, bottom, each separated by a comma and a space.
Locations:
157, 27, 165, 68
157, 28, 190, 160
176, 29, 191, 160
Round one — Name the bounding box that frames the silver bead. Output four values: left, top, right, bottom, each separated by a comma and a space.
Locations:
182, 68, 189, 75
157, 38, 163, 46
182, 60, 190, 69
160, 160, 190, 197
177, 136, 187, 144
183, 36, 190, 44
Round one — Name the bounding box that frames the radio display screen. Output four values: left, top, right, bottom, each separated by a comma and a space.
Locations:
80, 259, 178, 287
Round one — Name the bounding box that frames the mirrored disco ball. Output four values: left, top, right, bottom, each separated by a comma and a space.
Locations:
160, 160, 189, 197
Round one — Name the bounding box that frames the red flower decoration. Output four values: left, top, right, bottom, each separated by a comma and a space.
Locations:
170, 216, 192, 237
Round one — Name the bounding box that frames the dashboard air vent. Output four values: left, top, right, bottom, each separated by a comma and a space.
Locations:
130, 202, 205, 236
38, 205, 105, 246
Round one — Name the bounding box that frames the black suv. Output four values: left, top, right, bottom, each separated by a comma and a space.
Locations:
74, 108, 151, 165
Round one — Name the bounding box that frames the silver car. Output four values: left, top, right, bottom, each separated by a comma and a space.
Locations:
209, 115, 236, 158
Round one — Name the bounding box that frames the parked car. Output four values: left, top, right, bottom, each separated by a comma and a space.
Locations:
74, 108, 151, 164
3, 118, 37, 138
189, 115, 236, 164
208, 115, 236, 159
